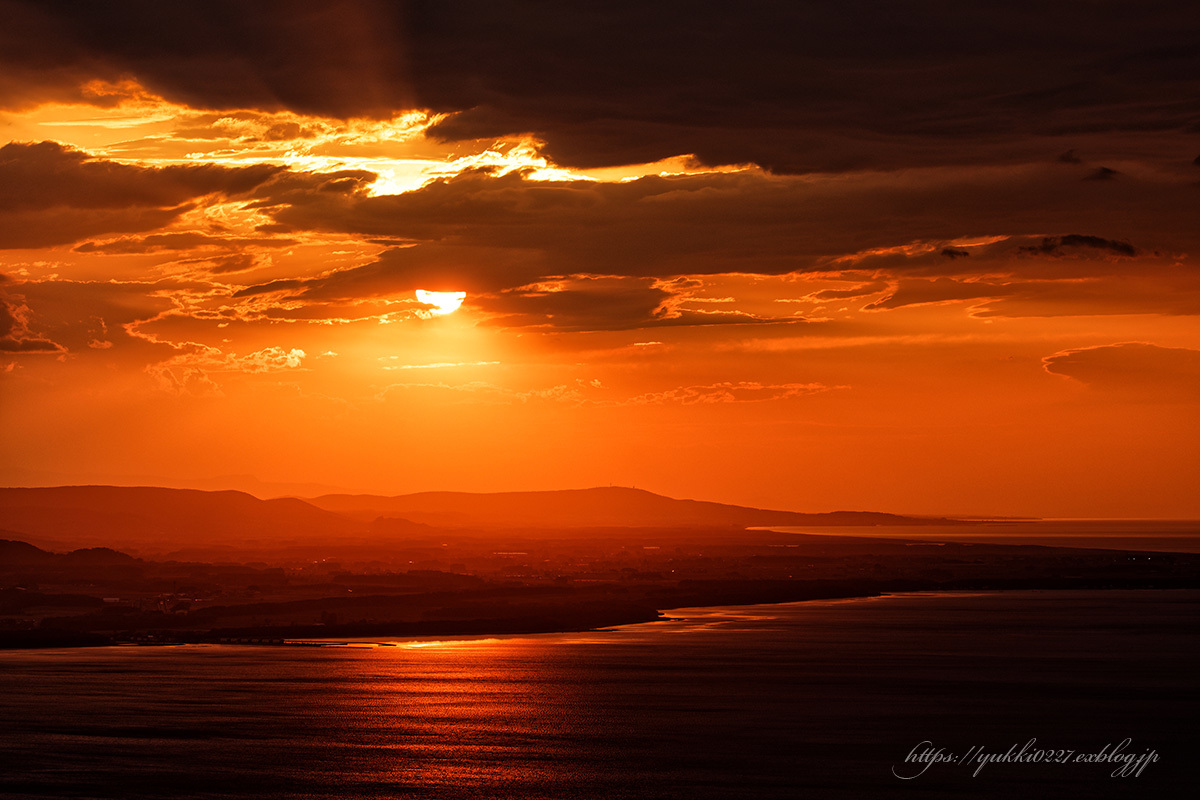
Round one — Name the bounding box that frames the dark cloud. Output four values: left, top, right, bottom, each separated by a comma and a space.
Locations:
0, 142, 278, 210
0, 142, 281, 248
74, 232, 296, 254
476, 277, 796, 332
3, 2, 1198, 172
202, 254, 269, 275
233, 279, 306, 299
246, 169, 376, 212
1058, 149, 1083, 164
1018, 234, 1138, 257
1043, 342, 1200, 400
864, 278, 1009, 310
808, 281, 889, 301
4, 279, 178, 358
0, 292, 63, 352
1084, 166, 1121, 181
940, 248, 971, 259
234, 244, 545, 299
169, 112, 333, 143
973, 274, 1200, 317
410, 2, 1200, 172
256, 162, 1195, 284
74, 233, 231, 254
0, 0, 413, 116
830, 258, 1200, 316
0, 206, 182, 251
476, 278, 672, 331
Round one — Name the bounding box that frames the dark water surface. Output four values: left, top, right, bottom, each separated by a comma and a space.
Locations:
1, 590, 1195, 799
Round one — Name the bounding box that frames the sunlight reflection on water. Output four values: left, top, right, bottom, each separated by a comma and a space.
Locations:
0, 590, 1195, 799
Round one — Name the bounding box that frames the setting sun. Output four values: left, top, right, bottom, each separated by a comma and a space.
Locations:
415, 290, 466, 315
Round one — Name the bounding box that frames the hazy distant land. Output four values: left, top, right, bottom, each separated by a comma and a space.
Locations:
1, 486, 1197, 649
761, 521, 1200, 554
0, 485, 960, 555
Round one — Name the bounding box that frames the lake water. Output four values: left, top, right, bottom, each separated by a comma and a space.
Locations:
1, 590, 1195, 799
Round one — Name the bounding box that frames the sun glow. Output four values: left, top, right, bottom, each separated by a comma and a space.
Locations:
415, 290, 466, 315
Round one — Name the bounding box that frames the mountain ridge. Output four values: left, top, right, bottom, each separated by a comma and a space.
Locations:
0, 485, 364, 552
0, 485, 963, 554
306, 486, 960, 528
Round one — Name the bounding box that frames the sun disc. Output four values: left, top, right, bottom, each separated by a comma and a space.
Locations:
415, 289, 466, 315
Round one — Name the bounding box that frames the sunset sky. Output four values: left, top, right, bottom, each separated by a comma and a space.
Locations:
2, 1, 1198, 518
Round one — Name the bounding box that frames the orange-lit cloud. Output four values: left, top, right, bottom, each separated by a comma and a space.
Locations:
1044, 343, 1200, 400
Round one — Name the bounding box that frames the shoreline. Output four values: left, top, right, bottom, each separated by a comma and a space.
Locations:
4, 579, 1198, 652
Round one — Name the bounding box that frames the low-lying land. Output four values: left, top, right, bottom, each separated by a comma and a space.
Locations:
3, 526, 1196, 648
3, 485, 1196, 648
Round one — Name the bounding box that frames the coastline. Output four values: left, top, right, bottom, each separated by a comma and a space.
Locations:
4, 576, 1198, 651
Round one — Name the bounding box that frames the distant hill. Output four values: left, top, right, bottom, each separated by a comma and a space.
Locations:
308, 487, 956, 528
0, 539, 139, 567
0, 486, 364, 553
0, 537, 57, 565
